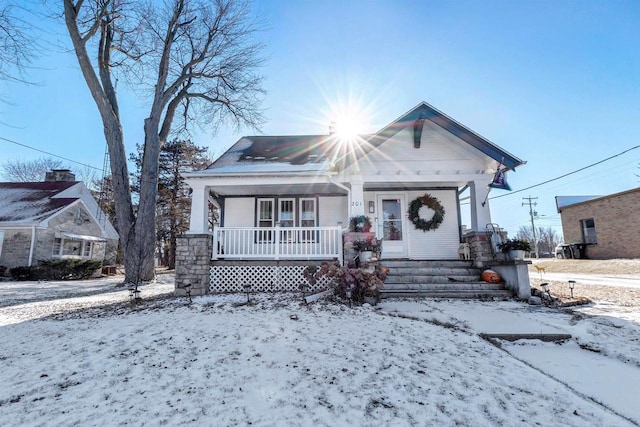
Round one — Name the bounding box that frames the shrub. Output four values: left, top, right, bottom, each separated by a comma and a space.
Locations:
9, 259, 103, 281
312, 261, 388, 303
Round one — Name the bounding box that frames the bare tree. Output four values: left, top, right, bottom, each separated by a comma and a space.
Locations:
0, 3, 32, 85
63, 0, 265, 284
515, 225, 560, 255
1, 157, 64, 181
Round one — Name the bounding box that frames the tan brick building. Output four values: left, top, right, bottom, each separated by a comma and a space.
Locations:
556, 187, 640, 259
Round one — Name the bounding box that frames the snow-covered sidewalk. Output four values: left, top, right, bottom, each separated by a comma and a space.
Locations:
0, 278, 639, 426
380, 299, 640, 425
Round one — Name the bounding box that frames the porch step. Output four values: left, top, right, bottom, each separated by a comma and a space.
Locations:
381, 289, 513, 299
380, 259, 511, 299
383, 282, 504, 291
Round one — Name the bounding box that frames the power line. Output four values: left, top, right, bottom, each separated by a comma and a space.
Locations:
0, 135, 103, 171
490, 144, 640, 200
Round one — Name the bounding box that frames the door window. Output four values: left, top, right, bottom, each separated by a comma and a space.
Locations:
382, 199, 403, 241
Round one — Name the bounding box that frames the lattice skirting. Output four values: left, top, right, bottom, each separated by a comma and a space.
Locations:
209, 265, 332, 293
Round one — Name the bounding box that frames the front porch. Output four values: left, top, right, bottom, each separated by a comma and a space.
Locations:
212, 225, 343, 262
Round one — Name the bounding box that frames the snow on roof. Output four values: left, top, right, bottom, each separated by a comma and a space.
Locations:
204, 135, 349, 174
197, 102, 525, 178
0, 182, 79, 224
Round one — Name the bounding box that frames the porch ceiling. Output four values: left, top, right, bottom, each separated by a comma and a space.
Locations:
209, 182, 347, 196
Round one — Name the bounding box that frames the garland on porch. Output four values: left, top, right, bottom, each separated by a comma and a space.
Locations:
408, 194, 445, 232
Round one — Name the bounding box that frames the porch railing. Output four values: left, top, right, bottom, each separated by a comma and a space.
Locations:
212, 225, 343, 262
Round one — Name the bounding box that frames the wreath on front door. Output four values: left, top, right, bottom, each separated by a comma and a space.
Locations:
408, 194, 445, 232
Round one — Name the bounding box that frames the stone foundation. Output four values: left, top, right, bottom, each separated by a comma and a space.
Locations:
175, 234, 212, 296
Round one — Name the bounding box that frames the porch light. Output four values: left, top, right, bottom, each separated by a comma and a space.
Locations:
345, 286, 353, 307
129, 285, 141, 302
300, 283, 309, 302
568, 280, 576, 299
243, 283, 252, 304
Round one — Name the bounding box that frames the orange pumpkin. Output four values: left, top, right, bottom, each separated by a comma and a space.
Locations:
481, 269, 502, 283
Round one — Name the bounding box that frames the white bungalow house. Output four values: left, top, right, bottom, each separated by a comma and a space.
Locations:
178, 102, 528, 297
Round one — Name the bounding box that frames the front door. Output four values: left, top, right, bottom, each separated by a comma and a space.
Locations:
376, 194, 407, 258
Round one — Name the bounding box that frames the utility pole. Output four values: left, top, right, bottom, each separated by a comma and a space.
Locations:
522, 196, 538, 258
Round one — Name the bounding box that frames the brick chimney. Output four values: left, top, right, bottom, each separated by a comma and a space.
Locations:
45, 169, 76, 182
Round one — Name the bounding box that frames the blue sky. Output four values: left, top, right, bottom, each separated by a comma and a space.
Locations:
1, 0, 639, 237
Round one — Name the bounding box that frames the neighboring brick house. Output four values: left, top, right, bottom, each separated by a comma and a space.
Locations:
0, 170, 119, 272
555, 187, 640, 259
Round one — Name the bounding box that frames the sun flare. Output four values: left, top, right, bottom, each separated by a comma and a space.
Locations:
325, 97, 372, 142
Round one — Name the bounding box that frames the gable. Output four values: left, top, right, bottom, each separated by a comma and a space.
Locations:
351, 119, 496, 177
365, 102, 523, 171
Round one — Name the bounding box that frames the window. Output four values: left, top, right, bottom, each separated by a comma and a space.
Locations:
382, 199, 403, 241
53, 237, 93, 258
257, 199, 274, 242
279, 199, 295, 227
581, 218, 597, 244
279, 198, 295, 242
299, 198, 317, 242
255, 197, 319, 242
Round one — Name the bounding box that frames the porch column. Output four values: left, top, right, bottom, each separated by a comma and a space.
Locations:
187, 182, 209, 234
350, 175, 365, 216
469, 180, 492, 232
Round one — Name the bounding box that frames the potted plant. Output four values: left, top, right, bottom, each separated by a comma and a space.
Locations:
498, 238, 532, 260
348, 215, 372, 233
352, 236, 382, 263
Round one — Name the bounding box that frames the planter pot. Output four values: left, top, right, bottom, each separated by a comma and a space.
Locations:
508, 249, 526, 260
359, 251, 373, 263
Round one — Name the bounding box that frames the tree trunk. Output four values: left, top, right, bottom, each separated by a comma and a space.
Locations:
130, 117, 162, 281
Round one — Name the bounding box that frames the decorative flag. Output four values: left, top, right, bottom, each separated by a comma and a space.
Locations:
488, 157, 511, 191
489, 169, 511, 191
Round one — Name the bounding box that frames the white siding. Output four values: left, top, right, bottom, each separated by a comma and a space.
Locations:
354, 123, 490, 178
406, 190, 459, 259
224, 198, 255, 226
319, 196, 347, 227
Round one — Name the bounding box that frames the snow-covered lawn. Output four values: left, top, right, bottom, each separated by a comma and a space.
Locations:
1, 276, 639, 426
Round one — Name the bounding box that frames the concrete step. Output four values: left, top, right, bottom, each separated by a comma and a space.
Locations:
385, 275, 482, 284
381, 289, 513, 299
383, 282, 504, 291
382, 260, 474, 268
385, 267, 482, 276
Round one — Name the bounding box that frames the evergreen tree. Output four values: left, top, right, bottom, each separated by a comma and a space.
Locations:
132, 140, 212, 269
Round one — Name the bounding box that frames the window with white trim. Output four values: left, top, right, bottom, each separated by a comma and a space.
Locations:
257, 198, 274, 242
53, 238, 93, 258
279, 198, 296, 242
300, 198, 317, 242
